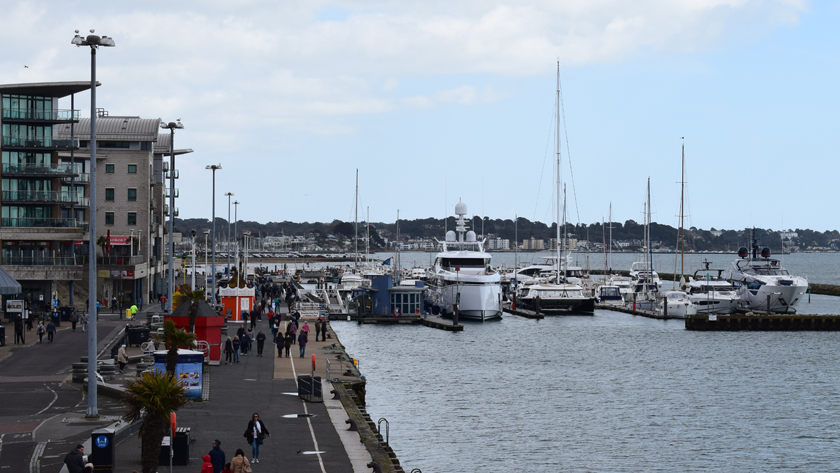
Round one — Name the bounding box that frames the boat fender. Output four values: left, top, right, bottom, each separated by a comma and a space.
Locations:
415, 308, 420, 315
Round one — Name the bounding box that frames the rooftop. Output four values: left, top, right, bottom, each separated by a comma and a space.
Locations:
0, 81, 98, 98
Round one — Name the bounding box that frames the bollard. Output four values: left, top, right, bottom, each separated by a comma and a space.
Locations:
663, 298, 668, 318
452, 304, 459, 325
535, 296, 541, 315
767, 294, 772, 313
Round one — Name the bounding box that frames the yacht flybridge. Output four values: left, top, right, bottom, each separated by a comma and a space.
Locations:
426, 202, 502, 321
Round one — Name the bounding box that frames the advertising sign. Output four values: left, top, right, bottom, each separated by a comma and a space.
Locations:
109, 236, 131, 245
5, 300, 23, 313
153, 350, 204, 398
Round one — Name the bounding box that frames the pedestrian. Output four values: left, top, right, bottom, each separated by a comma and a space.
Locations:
298, 330, 308, 358
230, 449, 251, 473
288, 320, 296, 344
96, 301, 100, 315
14, 315, 24, 344
117, 344, 128, 373
160, 294, 166, 310
241, 333, 249, 356
209, 439, 225, 473
200, 454, 214, 473
70, 310, 78, 331
277, 336, 284, 357
63, 444, 85, 473
82, 464, 94, 473
37, 321, 45, 343
26, 311, 33, 331
250, 309, 257, 329
221, 462, 233, 473
130, 303, 138, 319
243, 413, 270, 464
246, 326, 254, 342
224, 337, 234, 365
112, 296, 118, 313
320, 317, 328, 341
302, 321, 310, 339
270, 317, 278, 344
284, 331, 292, 357
46, 319, 56, 343
256, 331, 266, 356
81, 312, 88, 332
314, 318, 322, 341
232, 336, 241, 363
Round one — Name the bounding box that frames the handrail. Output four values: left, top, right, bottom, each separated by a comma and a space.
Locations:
1, 108, 79, 121
2, 162, 81, 175
1, 135, 78, 148
2, 256, 81, 266
325, 357, 359, 382
1, 190, 82, 203
0, 217, 84, 228
377, 418, 389, 447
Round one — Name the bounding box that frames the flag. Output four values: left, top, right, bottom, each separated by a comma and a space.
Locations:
382, 258, 391, 266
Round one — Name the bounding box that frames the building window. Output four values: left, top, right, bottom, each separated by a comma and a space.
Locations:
105, 164, 114, 173
105, 188, 114, 201
127, 212, 137, 225
105, 212, 114, 225
127, 164, 137, 174
127, 188, 137, 201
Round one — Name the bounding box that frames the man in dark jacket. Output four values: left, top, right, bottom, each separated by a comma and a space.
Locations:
208, 439, 225, 473
64, 444, 85, 473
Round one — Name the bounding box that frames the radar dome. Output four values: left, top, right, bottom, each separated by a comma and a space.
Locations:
466, 231, 476, 242
454, 202, 467, 216
761, 248, 771, 258
445, 231, 456, 242
737, 247, 748, 258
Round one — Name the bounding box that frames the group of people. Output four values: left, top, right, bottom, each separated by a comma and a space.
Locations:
200, 413, 271, 472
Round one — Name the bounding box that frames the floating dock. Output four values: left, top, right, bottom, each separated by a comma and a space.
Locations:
503, 307, 545, 319
596, 304, 683, 320
342, 315, 464, 331
686, 313, 840, 331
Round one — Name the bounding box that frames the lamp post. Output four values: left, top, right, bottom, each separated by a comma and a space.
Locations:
225, 192, 234, 276
191, 229, 196, 290
205, 164, 222, 307
233, 200, 239, 269
130, 229, 135, 258
161, 120, 183, 313
203, 229, 210, 301
72, 28, 115, 419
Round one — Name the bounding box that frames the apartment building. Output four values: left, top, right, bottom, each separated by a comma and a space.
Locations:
1, 82, 91, 314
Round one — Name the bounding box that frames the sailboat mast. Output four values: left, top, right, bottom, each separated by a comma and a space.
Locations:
647, 178, 652, 277
366, 206, 370, 262
555, 61, 562, 284
608, 203, 612, 272
354, 168, 359, 270
680, 140, 685, 279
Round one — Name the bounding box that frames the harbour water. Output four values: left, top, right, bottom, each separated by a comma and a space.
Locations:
333, 310, 840, 472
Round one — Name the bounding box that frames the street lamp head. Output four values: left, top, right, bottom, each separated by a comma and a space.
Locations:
72, 30, 115, 48
225, 192, 234, 197
204, 229, 211, 235
191, 229, 196, 238
161, 120, 184, 130
205, 164, 222, 170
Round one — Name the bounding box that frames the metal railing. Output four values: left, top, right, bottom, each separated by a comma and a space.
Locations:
1, 217, 85, 228
165, 188, 179, 198
62, 173, 90, 183
1, 190, 82, 204
326, 357, 359, 382
1, 108, 79, 121
2, 162, 81, 175
97, 255, 145, 266
1, 135, 78, 148
2, 256, 81, 266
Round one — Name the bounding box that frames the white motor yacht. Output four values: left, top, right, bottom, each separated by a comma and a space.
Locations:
726, 237, 808, 314
657, 290, 696, 318
685, 262, 740, 314
426, 202, 502, 321
516, 279, 596, 314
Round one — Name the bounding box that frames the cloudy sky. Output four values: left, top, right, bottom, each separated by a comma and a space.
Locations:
2, 0, 837, 231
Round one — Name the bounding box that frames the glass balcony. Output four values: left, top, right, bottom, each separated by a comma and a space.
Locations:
1, 190, 82, 204
165, 188, 179, 198
0, 217, 86, 228
174, 207, 179, 217
97, 255, 145, 266
61, 173, 90, 184
2, 162, 81, 176
1, 135, 78, 149
2, 256, 82, 266
74, 197, 90, 207
2, 108, 79, 121
165, 170, 179, 179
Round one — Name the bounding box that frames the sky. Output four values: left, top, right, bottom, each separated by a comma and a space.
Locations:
2, 0, 838, 232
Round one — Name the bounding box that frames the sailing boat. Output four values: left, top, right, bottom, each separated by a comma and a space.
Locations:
628, 178, 659, 311
516, 62, 596, 315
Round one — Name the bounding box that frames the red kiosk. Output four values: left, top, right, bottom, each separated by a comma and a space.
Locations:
164, 300, 225, 365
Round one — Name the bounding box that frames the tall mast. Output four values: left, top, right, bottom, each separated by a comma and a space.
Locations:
680, 139, 685, 280
608, 203, 612, 272
647, 178, 652, 278
366, 206, 370, 262
555, 61, 562, 284
354, 168, 359, 269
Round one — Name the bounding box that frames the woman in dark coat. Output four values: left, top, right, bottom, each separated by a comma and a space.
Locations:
244, 413, 270, 463
224, 337, 234, 365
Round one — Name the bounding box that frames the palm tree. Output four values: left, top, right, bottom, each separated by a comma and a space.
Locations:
123, 371, 187, 473
163, 320, 196, 375
173, 285, 205, 333
96, 235, 109, 258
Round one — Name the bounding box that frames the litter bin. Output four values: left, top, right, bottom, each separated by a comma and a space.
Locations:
126, 325, 151, 346
91, 427, 116, 473
297, 375, 323, 402
158, 427, 190, 466
50, 310, 60, 327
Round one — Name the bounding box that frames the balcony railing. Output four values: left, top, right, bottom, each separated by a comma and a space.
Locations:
1, 217, 86, 229
165, 188, 179, 198
2, 190, 82, 204
2, 256, 83, 266
97, 255, 145, 266
2, 108, 79, 121
165, 170, 179, 179
2, 163, 81, 176
62, 173, 90, 184
1, 135, 78, 149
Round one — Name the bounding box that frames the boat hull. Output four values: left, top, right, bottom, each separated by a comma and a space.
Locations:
429, 280, 503, 321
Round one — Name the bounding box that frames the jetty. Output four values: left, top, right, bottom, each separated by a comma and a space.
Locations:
686, 313, 840, 331
345, 314, 464, 331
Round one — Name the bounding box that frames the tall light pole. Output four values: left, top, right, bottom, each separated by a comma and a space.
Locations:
203, 229, 210, 301
206, 165, 222, 307
225, 192, 234, 276
233, 200, 239, 269
161, 120, 183, 313
72, 28, 115, 419
190, 229, 196, 290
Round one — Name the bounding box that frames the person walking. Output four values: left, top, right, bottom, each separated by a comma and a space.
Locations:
241, 332, 249, 356
63, 444, 85, 473
70, 310, 78, 331
130, 303, 138, 319
230, 449, 251, 473
320, 318, 328, 341
200, 454, 214, 473
243, 413, 270, 464
288, 320, 296, 345
224, 337, 234, 365
14, 315, 24, 344
46, 319, 56, 343
37, 321, 45, 343
277, 335, 284, 358
112, 296, 118, 313
256, 331, 266, 357
117, 344, 128, 373
314, 318, 322, 342
283, 332, 295, 358
298, 329, 308, 358
160, 294, 166, 311
302, 320, 310, 340
209, 439, 226, 473
270, 317, 279, 344
232, 336, 241, 363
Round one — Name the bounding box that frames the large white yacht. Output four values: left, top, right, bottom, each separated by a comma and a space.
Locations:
726, 236, 808, 314
426, 202, 502, 321
684, 261, 740, 314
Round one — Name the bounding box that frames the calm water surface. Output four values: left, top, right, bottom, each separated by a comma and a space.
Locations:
333, 313, 840, 472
